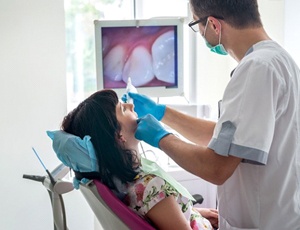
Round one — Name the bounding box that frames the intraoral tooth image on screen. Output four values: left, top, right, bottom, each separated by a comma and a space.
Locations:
101, 25, 177, 88
95, 18, 184, 98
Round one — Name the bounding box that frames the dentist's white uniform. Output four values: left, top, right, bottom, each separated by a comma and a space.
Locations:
208, 40, 300, 229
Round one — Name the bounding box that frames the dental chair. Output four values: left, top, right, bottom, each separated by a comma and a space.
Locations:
80, 179, 155, 230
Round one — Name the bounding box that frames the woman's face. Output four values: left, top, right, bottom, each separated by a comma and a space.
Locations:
115, 101, 139, 147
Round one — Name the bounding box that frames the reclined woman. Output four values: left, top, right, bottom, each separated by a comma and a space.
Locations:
51, 89, 218, 230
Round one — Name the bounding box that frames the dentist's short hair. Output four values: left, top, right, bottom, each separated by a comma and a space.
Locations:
190, 0, 263, 28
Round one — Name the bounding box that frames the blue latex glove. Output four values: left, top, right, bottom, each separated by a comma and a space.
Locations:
127, 92, 166, 121
135, 114, 170, 148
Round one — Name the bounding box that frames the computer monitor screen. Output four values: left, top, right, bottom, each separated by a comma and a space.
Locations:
94, 18, 184, 98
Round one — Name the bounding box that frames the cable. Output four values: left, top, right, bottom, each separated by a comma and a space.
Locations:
139, 142, 146, 158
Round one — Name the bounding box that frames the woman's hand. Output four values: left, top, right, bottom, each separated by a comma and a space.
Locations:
195, 208, 219, 229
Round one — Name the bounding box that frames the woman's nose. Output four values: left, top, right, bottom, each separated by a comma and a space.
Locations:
129, 103, 134, 110
124, 103, 134, 111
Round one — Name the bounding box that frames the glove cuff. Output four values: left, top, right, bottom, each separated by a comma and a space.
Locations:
156, 104, 166, 121
154, 131, 171, 148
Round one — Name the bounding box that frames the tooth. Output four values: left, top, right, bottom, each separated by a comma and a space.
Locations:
151, 31, 175, 84
103, 45, 126, 82
102, 35, 110, 56
122, 46, 154, 86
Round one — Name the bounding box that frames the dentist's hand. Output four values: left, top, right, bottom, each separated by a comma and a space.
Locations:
128, 92, 166, 121
135, 114, 170, 148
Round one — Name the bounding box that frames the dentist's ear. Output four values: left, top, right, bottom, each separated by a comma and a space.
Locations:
208, 16, 222, 34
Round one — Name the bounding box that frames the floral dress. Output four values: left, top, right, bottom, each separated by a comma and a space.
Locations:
123, 171, 213, 230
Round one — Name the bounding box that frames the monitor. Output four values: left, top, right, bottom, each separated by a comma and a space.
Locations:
94, 18, 184, 98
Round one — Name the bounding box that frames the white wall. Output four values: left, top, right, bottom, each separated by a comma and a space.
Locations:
0, 0, 93, 229
284, 0, 300, 66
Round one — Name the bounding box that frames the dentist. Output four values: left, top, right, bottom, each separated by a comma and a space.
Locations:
129, 0, 300, 229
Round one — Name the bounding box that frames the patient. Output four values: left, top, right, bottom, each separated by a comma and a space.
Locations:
57, 89, 218, 230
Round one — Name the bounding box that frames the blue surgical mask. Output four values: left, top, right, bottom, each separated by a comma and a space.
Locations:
203, 19, 228, 55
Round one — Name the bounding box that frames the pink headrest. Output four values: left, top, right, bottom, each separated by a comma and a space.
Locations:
94, 180, 156, 230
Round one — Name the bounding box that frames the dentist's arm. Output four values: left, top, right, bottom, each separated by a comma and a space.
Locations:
135, 114, 241, 185
162, 106, 216, 146
159, 134, 241, 185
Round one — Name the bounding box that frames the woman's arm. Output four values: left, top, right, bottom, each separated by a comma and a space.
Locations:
145, 195, 192, 230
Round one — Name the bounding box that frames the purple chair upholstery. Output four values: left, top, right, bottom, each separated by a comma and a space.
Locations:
94, 180, 156, 230
80, 180, 156, 230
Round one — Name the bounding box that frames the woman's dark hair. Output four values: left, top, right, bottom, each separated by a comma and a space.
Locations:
61, 89, 138, 189
190, 0, 262, 28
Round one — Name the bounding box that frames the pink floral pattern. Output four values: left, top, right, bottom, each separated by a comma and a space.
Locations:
124, 172, 213, 230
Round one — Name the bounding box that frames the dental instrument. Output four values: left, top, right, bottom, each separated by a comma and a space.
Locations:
23, 148, 73, 230
125, 77, 137, 104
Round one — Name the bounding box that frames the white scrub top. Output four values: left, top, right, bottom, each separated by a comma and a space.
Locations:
208, 40, 300, 229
